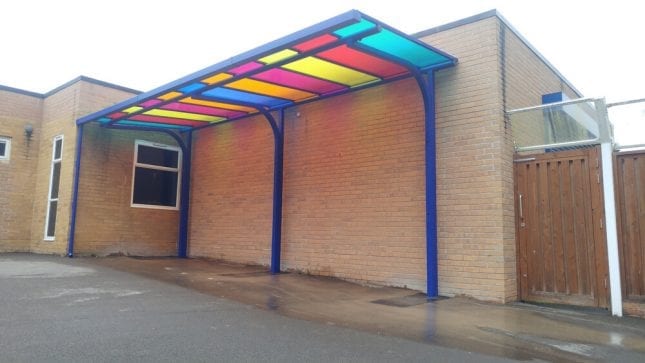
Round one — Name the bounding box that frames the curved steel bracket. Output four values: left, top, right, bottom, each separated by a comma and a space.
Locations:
177, 94, 285, 273
343, 41, 442, 298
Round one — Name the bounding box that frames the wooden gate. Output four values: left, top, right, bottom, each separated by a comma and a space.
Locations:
615, 151, 645, 302
514, 147, 608, 307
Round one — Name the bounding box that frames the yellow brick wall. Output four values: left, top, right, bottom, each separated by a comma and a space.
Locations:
73, 80, 180, 256
73, 123, 180, 256
503, 26, 581, 150
189, 116, 274, 264
281, 81, 427, 289
24, 79, 179, 256
189, 79, 429, 288
504, 28, 579, 111
29, 82, 83, 253
419, 17, 513, 301
0, 90, 42, 251
1, 79, 184, 256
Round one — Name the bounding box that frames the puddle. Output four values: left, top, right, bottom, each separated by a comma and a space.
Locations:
40, 287, 145, 299
90, 256, 645, 363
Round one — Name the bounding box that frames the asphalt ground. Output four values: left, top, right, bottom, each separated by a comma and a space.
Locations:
0, 253, 519, 363
2, 253, 645, 362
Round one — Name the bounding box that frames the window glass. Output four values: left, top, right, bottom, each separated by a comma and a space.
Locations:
46, 201, 58, 238
132, 140, 181, 209
54, 138, 63, 160
132, 168, 178, 207
137, 145, 179, 168
45, 135, 63, 240
50, 163, 61, 199
0, 137, 10, 160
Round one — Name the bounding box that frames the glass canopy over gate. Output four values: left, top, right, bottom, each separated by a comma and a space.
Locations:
77, 10, 456, 130
507, 97, 612, 152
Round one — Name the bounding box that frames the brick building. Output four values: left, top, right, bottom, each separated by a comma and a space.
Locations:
0, 10, 583, 304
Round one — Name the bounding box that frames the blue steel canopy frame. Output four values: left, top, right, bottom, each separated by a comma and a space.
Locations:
67, 10, 456, 298
421, 71, 439, 298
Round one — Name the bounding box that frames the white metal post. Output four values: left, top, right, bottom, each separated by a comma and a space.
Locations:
597, 99, 622, 316
601, 142, 622, 316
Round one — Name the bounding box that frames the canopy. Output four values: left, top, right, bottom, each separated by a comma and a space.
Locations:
77, 10, 456, 131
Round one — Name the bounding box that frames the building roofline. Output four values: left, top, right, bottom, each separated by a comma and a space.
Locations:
44, 76, 141, 97
414, 9, 499, 38
0, 76, 141, 99
0, 84, 44, 98
413, 9, 583, 97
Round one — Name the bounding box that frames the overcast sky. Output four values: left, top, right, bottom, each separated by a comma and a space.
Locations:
1, 0, 643, 142
1, 0, 642, 99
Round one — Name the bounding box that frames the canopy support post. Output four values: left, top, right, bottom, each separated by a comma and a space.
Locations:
67, 124, 84, 257
416, 71, 439, 299
270, 110, 285, 274
178, 131, 192, 258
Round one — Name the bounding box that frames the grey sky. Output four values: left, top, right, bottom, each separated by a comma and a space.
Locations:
1, 0, 643, 142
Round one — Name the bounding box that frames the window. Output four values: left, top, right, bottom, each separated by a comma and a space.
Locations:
45, 135, 63, 240
131, 140, 181, 209
0, 136, 10, 160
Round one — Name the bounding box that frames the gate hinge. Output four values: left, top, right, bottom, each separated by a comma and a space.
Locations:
597, 172, 600, 184
600, 218, 603, 229
596, 158, 599, 168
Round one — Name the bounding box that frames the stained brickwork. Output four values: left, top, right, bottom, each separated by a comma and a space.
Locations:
189, 116, 274, 263
73, 124, 180, 256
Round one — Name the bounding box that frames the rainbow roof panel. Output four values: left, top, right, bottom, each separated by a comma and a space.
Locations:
79, 10, 456, 131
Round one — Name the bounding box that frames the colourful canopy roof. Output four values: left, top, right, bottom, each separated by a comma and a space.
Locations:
78, 10, 456, 131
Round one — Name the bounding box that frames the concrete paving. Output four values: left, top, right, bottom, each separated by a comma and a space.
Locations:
1, 253, 644, 362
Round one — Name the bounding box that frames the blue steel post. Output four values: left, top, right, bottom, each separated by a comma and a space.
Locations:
270, 110, 285, 274
423, 71, 439, 299
67, 124, 84, 257
177, 131, 192, 258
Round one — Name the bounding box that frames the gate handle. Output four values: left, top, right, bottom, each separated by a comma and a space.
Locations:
519, 194, 523, 219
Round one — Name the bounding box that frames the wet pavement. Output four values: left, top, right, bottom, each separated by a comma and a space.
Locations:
91, 256, 645, 362
2, 253, 644, 362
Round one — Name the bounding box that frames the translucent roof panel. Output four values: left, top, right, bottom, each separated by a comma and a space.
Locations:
358, 29, 453, 68
78, 10, 456, 131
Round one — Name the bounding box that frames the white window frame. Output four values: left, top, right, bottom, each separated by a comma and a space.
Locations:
131, 140, 182, 210
44, 135, 63, 241
0, 136, 11, 161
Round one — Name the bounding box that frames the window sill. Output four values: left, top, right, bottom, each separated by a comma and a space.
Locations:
131, 203, 179, 211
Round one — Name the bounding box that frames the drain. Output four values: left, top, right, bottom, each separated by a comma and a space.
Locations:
371, 293, 435, 307
219, 271, 271, 278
